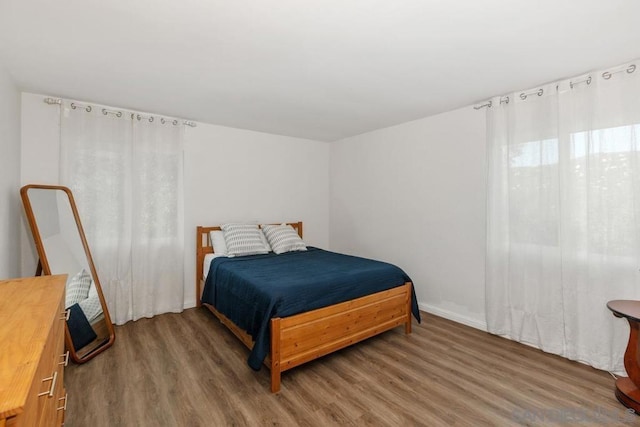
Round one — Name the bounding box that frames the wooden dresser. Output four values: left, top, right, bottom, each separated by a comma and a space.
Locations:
0, 275, 68, 427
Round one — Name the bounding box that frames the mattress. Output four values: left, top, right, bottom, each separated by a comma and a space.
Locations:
203, 253, 224, 280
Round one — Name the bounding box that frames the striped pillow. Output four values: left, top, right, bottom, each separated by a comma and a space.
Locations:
261, 224, 307, 255
221, 223, 269, 257
65, 269, 92, 309
79, 294, 103, 322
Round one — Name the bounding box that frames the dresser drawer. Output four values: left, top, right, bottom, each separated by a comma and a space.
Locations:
0, 276, 68, 427
31, 306, 66, 427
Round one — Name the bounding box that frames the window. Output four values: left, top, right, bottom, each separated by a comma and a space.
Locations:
507, 125, 640, 256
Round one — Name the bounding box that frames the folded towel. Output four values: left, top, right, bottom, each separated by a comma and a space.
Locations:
67, 302, 97, 350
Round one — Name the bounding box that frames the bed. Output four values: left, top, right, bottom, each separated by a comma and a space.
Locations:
196, 222, 420, 392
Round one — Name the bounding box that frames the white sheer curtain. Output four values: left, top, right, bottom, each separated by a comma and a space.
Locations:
60, 102, 185, 325
486, 61, 640, 373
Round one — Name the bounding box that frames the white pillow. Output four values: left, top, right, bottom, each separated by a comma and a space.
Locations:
88, 280, 98, 299
66, 269, 92, 309
221, 223, 269, 257
261, 224, 307, 255
209, 230, 228, 255
78, 294, 102, 323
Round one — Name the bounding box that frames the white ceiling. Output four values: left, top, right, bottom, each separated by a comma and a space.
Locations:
1, 0, 640, 142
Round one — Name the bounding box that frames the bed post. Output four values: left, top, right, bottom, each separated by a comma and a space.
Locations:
405, 282, 412, 334
196, 226, 203, 308
270, 317, 282, 393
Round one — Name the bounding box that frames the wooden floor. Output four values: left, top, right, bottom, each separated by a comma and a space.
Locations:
65, 308, 636, 426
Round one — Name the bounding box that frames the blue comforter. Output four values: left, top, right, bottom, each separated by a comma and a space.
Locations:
202, 247, 421, 370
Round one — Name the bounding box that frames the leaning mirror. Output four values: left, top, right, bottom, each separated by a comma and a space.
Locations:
21, 184, 115, 363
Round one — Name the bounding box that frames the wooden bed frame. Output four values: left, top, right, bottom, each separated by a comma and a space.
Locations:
196, 222, 413, 392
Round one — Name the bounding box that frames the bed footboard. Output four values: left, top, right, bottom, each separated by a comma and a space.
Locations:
269, 282, 412, 392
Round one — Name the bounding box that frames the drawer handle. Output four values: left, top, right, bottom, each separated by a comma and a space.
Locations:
61, 309, 70, 321
38, 371, 58, 397
59, 351, 70, 367
57, 393, 68, 412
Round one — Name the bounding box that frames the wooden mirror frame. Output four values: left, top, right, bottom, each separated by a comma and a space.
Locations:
21, 184, 115, 363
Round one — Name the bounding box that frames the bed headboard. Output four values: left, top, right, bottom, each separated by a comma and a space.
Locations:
195, 222, 303, 307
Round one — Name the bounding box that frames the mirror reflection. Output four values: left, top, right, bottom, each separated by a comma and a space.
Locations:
21, 185, 115, 362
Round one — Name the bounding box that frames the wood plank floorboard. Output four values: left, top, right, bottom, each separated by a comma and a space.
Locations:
64, 308, 637, 426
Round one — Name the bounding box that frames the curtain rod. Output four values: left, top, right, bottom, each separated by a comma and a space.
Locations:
43, 97, 197, 127
474, 62, 637, 110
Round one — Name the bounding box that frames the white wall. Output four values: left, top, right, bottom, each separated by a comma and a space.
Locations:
20, 90, 484, 328
20, 92, 329, 308
0, 63, 21, 279
330, 106, 487, 330
20, 93, 61, 277
183, 123, 329, 307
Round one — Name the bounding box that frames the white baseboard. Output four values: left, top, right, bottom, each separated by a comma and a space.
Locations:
186, 296, 488, 332
418, 301, 487, 332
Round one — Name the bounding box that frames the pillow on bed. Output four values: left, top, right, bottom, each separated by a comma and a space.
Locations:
261, 224, 307, 255
209, 230, 228, 255
221, 223, 269, 257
